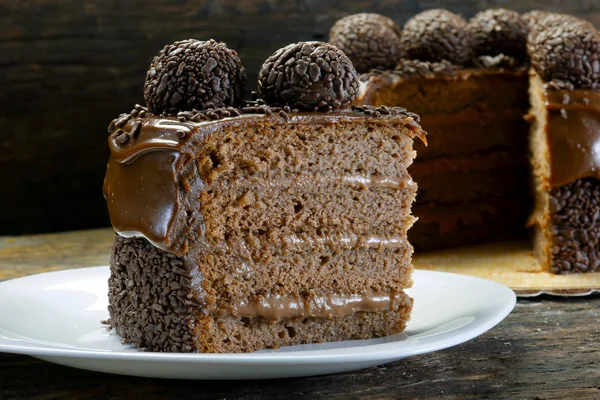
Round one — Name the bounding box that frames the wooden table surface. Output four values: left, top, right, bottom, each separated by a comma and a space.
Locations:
0, 229, 599, 400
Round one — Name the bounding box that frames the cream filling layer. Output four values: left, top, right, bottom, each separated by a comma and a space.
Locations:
232, 291, 404, 320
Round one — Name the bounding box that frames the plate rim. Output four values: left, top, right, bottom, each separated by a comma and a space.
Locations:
0, 266, 516, 364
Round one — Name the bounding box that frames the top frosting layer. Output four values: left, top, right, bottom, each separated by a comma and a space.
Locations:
103, 104, 424, 255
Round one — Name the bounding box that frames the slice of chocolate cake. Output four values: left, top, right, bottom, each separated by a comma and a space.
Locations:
345, 9, 532, 251
527, 15, 600, 273
103, 40, 425, 352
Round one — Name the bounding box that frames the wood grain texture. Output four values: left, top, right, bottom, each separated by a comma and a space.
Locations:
2, 0, 600, 235
0, 228, 113, 280
0, 229, 599, 399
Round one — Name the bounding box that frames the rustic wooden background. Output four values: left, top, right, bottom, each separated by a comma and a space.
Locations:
2, 0, 599, 235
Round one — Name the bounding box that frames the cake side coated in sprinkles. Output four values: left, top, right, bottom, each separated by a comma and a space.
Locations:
103, 39, 425, 352
527, 13, 600, 273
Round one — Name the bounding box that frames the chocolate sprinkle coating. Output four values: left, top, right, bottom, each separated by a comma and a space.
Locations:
522, 10, 552, 27
257, 41, 360, 111
401, 9, 474, 65
143, 39, 247, 114
108, 236, 198, 352
528, 15, 600, 88
549, 179, 600, 274
362, 59, 457, 82
329, 13, 403, 73
177, 106, 243, 123
473, 54, 521, 69
352, 104, 420, 121
108, 104, 150, 146
467, 9, 529, 60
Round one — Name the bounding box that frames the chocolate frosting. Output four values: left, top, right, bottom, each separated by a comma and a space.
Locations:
103, 110, 424, 255
544, 86, 600, 187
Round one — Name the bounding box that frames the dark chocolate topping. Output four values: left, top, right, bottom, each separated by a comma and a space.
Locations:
143, 39, 247, 114
401, 9, 474, 65
544, 85, 600, 187
103, 106, 424, 254
467, 9, 529, 60
329, 13, 403, 73
528, 15, 600, 89
257, 41, 360, 111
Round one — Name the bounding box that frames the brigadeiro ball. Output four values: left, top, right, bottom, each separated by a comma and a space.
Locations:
528, 15, 600, 88
257, 41, 360, 111
401, 9, 474, 65
467, 9, 529, 60
329, 13, 403, 73
143, 39, 247, 114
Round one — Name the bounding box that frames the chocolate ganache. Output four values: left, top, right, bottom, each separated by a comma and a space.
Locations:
544, 86, 600, 188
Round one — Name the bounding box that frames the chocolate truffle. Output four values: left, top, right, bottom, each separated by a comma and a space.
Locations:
143, 39, 247, 113
329, 13, 403, 73
467, 9, 529, 60
528, 15, 600, 88
400, 9, 474, 65
257, 41, 360, 111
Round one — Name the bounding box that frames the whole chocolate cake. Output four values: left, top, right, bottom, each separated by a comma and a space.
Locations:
335, 10, 600, 274
103, 40, 425, 352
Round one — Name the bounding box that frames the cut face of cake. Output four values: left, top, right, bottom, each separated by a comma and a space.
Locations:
351, 9, 532, 252
339, 9, 600, 273
359, 61, 530, 250
103, 40, 425, 352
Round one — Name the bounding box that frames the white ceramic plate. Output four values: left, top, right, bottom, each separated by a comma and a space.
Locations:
0, 267, 515, 380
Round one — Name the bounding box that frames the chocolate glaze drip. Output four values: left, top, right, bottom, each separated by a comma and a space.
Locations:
104, 152, 180, 248
234, 291, 399, 320
103, 110, 424, 255
544, 86, 600, 187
